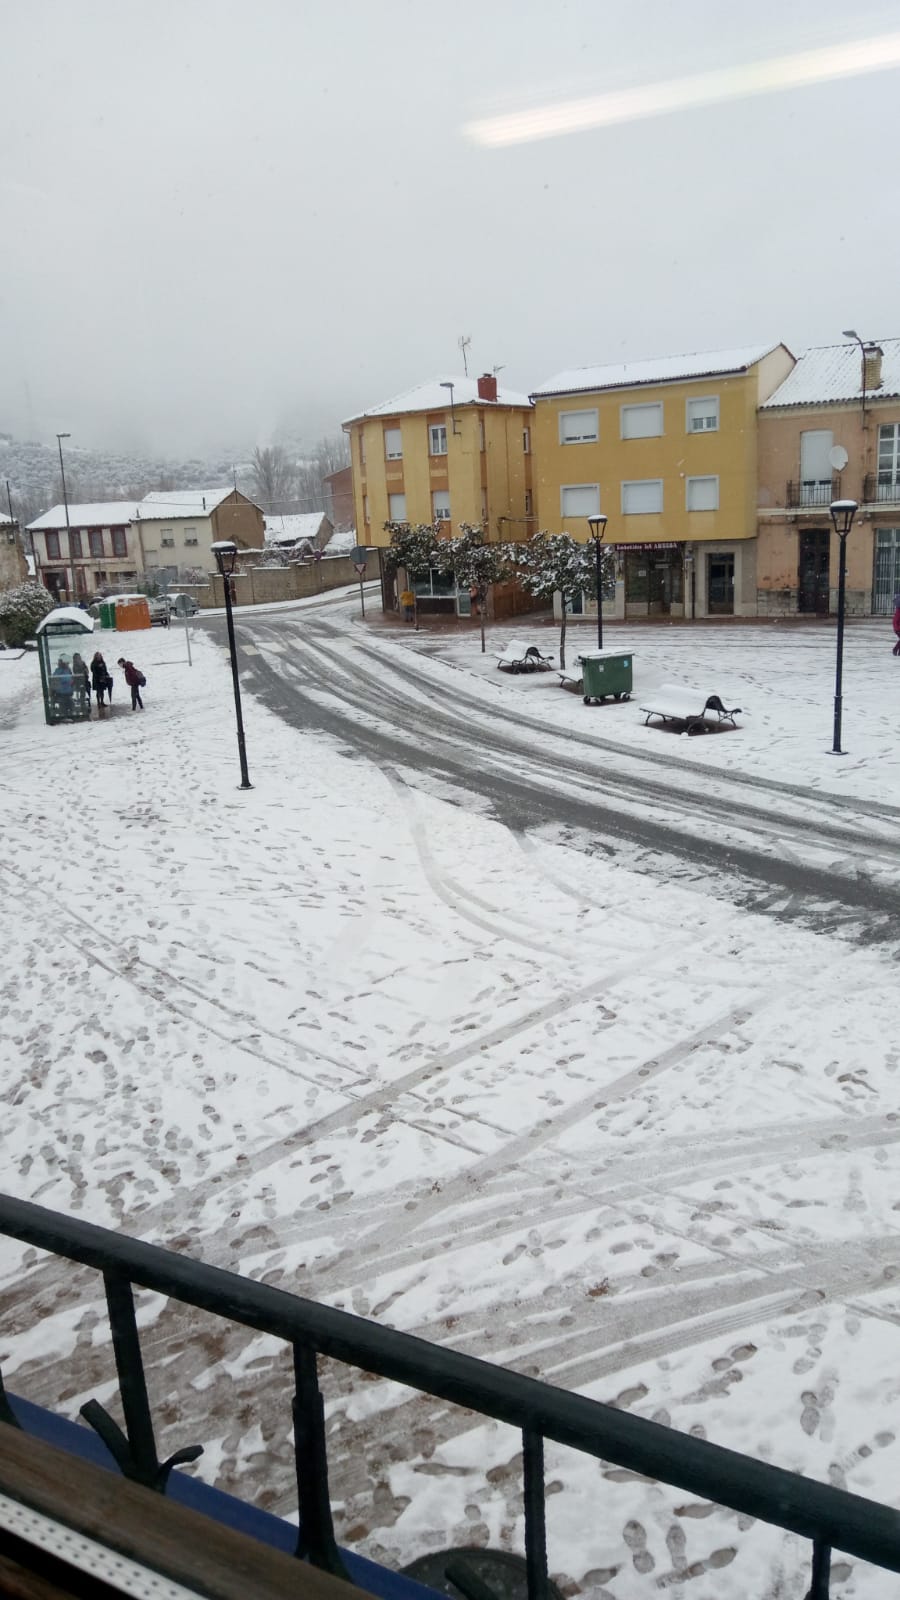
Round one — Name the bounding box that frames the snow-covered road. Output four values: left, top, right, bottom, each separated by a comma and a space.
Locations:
1, 600, 899, 1599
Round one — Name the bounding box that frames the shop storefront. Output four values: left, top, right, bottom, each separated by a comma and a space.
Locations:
618, 543, 684, 618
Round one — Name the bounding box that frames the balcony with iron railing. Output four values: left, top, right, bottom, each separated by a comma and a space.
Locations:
863, 472, 900, 505
785, 475, 842, 509
1, 1195, 900, 1599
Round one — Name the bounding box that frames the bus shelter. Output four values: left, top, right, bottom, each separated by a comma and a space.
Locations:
36, 607, 95, 726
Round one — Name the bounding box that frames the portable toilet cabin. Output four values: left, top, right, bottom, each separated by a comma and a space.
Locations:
36, 607, 95, 726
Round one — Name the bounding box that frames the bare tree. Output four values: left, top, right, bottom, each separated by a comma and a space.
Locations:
249, 446, 298, 511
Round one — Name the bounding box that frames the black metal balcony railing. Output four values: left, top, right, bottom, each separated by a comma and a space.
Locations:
2, 1193, 900, 1600
863, 473, 900, 504
786, 475, 842, 508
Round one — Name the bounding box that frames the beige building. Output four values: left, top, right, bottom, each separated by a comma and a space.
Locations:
136, 488, 265, 579
0, 512, 28, 592
27, 502, 143, 600
758, 338, 900, 615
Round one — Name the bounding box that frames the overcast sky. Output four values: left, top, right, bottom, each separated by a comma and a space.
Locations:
3, 0, 899, 457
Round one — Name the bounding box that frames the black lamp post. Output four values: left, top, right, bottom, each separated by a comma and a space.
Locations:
829, 499, 858, 755
211, 540, 252, 789
587, 513, 608, 648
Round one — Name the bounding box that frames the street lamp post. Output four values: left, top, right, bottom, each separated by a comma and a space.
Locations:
211, 540, 252, 789
587, 513, 608, 648
829, 499, 858, 755
56, 432, 73, 597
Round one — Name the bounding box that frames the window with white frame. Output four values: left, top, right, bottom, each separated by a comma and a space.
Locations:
523, 426, 531, 453
384, 427, 402, 460
429, 424, 448, 456
622, 479, 663, 514
559, 409, 599, 444
687, 396, 719, 432
560, 484, 600, 518
686, 475, 719, 511
161, 534, 175, 548
388, 492, 407, 521
621, 402, 663, 439
432, 490, 451, 523
184, 528, 198, 546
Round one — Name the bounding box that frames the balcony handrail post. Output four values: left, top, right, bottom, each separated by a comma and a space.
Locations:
103, 1269, 160, 1488
522, 1428, 549, 1600
292, 1341, 352, 1580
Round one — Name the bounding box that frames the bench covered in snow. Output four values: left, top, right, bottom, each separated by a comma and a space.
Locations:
494, 639, 554, 672
640, 686, 743, 736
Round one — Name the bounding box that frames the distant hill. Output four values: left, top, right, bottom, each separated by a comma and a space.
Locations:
0, 435, 245, 526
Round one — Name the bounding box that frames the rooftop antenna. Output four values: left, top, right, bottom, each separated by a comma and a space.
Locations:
458, 335, 472, 377
492, 363, 506, 378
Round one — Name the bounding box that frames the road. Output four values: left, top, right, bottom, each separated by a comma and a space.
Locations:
218, 601, 900, 947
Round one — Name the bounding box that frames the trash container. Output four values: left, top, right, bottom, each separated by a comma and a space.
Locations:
577, 648, 633, 705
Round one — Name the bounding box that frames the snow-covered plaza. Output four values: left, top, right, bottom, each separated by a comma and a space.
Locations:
1, 596, 899, 1599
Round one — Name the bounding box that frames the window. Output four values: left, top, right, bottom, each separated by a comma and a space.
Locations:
413, 567, 456, 598
69, 530, 83, 557
560, 484, 600, 518
524, 490, 532, 515
388, 493, 407, 521
687, 396, 719, 432
161, 530, 175, 548
523, 427, 531, 453
432, 490, 451, 523
621, 403, 663, 439
46, 531, 60, 559
89, 530, 104, 557
559, 409, 598, 444
686, 475, 719, 511
112, 528, 127, 556
429, 424, 448, 456
622, 479, 663, 514
184, 532, 198, 546
384, 427, 402, 460
878, 424, 900, 492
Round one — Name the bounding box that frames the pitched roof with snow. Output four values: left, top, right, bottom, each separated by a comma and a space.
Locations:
0, 512, 14, 525
532, 343, 784, 399
27, 501, 141, 531
137, 487, 238, 520
264, 512, 330, 545
344, 375, 533, 423
761, 339, 900, 408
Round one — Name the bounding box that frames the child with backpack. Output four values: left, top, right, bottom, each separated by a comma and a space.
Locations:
117, 657, 146, 710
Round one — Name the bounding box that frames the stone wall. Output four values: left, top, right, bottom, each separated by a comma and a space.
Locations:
175, 555, 369, 609
0, 528, 28, 593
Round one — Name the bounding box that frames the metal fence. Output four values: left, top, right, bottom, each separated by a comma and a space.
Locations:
2, 1193, 900, 1600
785, 476, 842, 508
864, 474, 900, 505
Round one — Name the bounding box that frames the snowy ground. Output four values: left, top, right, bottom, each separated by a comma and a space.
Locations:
1, 603, 899, 1600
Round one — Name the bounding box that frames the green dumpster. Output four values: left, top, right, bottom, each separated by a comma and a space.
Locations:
578, 648, 633, 705
99, 601, 116, 629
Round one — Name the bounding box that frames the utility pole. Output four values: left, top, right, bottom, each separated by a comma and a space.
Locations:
56, 433, 73, 597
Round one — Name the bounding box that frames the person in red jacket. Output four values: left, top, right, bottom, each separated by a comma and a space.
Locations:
117, 657, 145, 710
893, 596, 900, 656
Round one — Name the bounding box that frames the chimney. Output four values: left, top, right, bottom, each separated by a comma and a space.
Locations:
864, 343, 883, 391
477, 372, 498, 403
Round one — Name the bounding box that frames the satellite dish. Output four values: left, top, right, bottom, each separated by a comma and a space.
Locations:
829, 445, 849, 470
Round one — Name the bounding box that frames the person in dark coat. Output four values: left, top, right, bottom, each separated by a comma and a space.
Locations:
117, 657, 144, 710
90, 652, 114, 712
72, 653, 91, 711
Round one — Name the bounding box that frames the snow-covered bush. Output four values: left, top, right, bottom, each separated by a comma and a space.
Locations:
0, 581, 54, 646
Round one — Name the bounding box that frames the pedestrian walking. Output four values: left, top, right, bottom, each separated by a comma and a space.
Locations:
893, 593, 900, 657
90, 651, 114, 713
117, 656, 146, 710
72, 653, 91, 712
400, 588, 415, 623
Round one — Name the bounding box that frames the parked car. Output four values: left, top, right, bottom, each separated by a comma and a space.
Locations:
166, 593, 199, 617
147, 596, 170, 627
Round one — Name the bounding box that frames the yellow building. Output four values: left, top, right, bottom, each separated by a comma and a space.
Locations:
531, 343, 793, 619
343, 374, 534, 616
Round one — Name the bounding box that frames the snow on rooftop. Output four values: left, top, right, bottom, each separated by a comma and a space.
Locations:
344, 375, 533, 423
761, 338, 900, 408
532, 343, 783, 398
36, 606, 95, 633
137, 488, 237, 519
28, 501, 141, 530
264, 512, 330, 545
0, 512, 14, 525
325, 528, 357, 555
